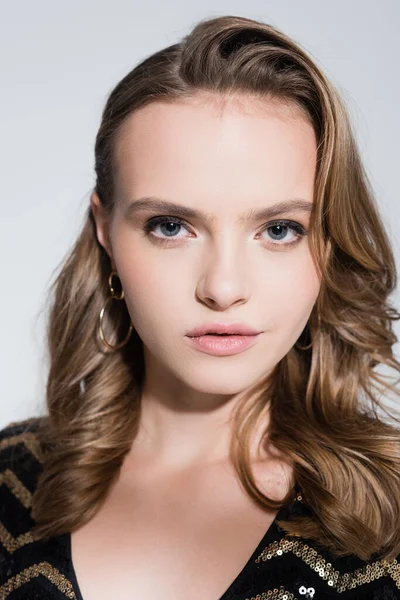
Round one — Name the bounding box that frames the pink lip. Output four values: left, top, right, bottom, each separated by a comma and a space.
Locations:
185, 333, 261, 356
187, 322, 261, 337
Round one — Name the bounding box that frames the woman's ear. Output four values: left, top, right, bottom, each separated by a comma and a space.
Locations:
90, 191, 114, 262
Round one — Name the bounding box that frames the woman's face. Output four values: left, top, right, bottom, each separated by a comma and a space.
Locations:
92, 95, 321, 400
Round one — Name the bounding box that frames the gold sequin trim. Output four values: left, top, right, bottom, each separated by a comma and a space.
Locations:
0, 431, 44, 463
0, 561, 76, 599
245, 588, 298, 599
0, 520, 38, 554
256, 537, 400, 592
0, 468, 32, 508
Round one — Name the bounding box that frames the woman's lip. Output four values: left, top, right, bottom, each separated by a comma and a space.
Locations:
186, 323, 261, 336
185, 333, 261, 356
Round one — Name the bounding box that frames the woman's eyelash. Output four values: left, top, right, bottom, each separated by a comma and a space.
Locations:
142, 215, 308, 245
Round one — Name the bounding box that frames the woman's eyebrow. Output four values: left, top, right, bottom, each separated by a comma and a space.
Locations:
124, 196, 313, 223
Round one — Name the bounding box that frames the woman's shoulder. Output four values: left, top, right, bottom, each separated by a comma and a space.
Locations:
0, 417, 75, 599
0, 416, 45, 536
0, 415, 44, 439
0, 416, 45, 476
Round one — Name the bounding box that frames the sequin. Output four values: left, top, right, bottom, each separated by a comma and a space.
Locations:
245, 589, 296, 599
256, 537, 400, 592
2, 418, 400, 600
0, 561, 76, 599
298, 586, 315, 598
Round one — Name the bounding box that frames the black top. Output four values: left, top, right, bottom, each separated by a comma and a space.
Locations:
1, 418, 399, 600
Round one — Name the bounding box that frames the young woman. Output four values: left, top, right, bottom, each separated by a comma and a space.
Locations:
1, 14, 400, 600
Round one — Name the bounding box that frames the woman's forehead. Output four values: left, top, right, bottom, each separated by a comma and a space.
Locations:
113, 98, 317, 206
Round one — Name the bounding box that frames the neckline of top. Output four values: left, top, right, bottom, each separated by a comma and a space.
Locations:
62, 486, 304, 600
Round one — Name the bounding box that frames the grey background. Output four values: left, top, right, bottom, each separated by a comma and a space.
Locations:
1, 0, 399, 428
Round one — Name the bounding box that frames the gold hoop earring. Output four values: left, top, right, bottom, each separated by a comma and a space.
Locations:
294, 338, 313, 351
98, 270, 133, 351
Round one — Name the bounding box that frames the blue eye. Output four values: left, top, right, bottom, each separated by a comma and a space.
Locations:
264, 220, 306, 243
142, 216, 307, 246
147, 217, 185, 238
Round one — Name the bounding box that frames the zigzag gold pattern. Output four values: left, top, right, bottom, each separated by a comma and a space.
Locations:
0, 468, 32, 508
0, 520, 38, 554
256, 537, 400, 592
2, 423, 399, 599
0, 561, 76, 599
0, 431, 44, 463
0, 429, 42, 557
0, 424, 78, 598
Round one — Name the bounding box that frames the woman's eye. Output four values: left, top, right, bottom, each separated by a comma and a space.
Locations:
142, 216, 307, 246
142, 216, 189, 241
261, 220, 307, 245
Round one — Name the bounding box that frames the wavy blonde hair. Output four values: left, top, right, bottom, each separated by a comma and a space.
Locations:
30, 15, 400, 562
